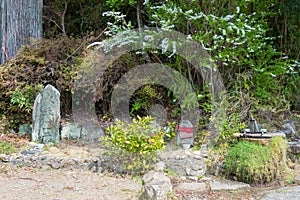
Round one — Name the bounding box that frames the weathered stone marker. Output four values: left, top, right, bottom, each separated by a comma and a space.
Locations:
32, 84, 61, 143
176, 120, 194, 149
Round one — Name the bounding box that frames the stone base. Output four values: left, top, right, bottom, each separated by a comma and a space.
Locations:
160, 149, 207, 180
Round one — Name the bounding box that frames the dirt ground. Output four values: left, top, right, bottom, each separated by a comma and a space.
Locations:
1, 164, 296, 200
0, 135, 143, 200
1, 133, 300, 200
0, 165, 142, 200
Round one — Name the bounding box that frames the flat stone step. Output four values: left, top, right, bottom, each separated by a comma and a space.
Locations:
175, 182, 207, 191
209, 180, 250, 191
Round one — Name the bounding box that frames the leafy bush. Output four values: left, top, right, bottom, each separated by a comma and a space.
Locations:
224, 137, 290, 185
102, 116, 169, 174
0, 37, 86, 131
0, 84, 41, 132
148, 1, 299, 110
9, 85, 41, 113
100, 0, 299, 135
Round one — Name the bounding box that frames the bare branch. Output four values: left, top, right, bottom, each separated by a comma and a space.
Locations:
42, 16, 64, 33
61, 1, 68, 36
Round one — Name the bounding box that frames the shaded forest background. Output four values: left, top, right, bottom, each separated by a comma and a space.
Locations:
0, 0, 299, 135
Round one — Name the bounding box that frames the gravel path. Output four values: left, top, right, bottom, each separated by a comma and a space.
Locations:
2, 163, 300, 200
0, 165, 142, 200
1, 136, 300, 200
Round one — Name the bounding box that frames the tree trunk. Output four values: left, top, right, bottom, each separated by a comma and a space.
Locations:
0, 0, 43, 64
136, 0, 142, 31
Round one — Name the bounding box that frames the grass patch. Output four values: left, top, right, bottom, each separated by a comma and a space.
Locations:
224, 137, 291, 185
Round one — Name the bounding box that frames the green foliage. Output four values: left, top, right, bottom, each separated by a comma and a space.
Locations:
9, 85, 41, 113
270, 0, 300, 60
106, 0, 136, 9
105, 116, 165, 153
148, 1, 299, 110
5, 85, 41, 131
102, 10, 133, 36
165, 121, 176, 140
99, 0, 299, 130
0, 85, 40, 132
102, 116, 167, 174
130, 85, 163, 116
224, 137, 290, 185
0, 141, 17, 154
0, 37, 85, 131
219, 113, 246, 141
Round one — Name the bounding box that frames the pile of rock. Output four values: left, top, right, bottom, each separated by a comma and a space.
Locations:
159, 148, 207, 181
141, 147, 250, 200
142, 171, 172, 200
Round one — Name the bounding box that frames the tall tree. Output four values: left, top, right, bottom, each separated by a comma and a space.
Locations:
0, 0, 43, 64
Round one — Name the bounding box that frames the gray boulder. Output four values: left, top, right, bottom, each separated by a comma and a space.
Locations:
161, 149, 206, 179
81, 123, 105, 143
61, 121, 104, 143
143, 171, 172, 200
18, 123, 32, 135
283, 121, 296, 137
61, 121, 88, 139
259, 185, 300, 200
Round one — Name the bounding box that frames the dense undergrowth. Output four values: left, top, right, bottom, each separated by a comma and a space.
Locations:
0, 0, 298, 134
0, 0, 299, 185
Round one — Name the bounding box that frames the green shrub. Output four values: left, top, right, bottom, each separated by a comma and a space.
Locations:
130, 85, 163, 116
9, 85, 41, 113
0, 37, 85, 131
224, 137, 290, 185
102, 116, 168, 174
0, 141, 17, 154
0, 85, 40, 132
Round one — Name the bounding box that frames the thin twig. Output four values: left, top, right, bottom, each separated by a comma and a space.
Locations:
61, 1, 68, 36
66, 27, 109, 60
42, 16, 64, 33
93, 27, 109, 41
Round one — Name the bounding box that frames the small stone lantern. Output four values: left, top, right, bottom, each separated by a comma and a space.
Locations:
176, 120, 194, 149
